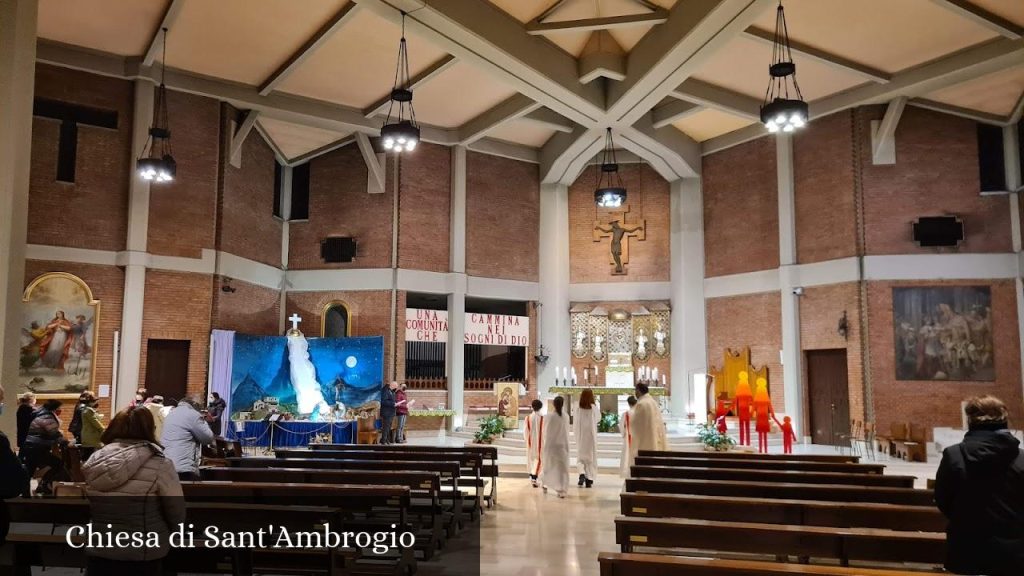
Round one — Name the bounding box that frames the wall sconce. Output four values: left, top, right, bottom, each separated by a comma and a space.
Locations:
534, 345, 550, 364
221, 278, 237, 294
838, 311, 849, 340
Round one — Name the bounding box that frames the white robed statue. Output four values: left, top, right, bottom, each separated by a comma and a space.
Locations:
630, 384, 667, 452
285, 314, 332, 421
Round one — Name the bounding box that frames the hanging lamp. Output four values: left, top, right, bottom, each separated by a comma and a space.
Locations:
381, 12, 420, 153
760, 1, 807, 134
136, 27, 176, 182
594, 128, 626, 208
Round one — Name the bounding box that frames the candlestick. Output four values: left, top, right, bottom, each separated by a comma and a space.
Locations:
661, 374, 666, 386
653, 367, 658, 381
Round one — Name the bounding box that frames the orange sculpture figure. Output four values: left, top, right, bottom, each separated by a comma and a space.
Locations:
752, 377, 775, 453
734, 371, 753, 446
773, 415, 797, 454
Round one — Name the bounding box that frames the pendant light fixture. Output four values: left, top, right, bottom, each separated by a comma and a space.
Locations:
381, 12, 420, 153
594, 128, 626, 208
760, 1, 807, 134
136, 27, 176, 182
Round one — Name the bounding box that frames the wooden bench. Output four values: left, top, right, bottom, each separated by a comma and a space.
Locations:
620, 493, 945, 532
633, 456, 886, 475
201, 467, 446, 558
615, 516, 945, 566
638, 450, 860, 463
624, 477, 936, 506
629, 465, 916, 488
598, 552, 943, 576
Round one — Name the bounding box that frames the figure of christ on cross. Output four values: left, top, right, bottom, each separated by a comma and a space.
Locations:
593, 209, 646, 275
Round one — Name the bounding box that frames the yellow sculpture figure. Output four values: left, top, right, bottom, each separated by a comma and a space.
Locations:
752, 377, 775, 454
734, 371, 753, 447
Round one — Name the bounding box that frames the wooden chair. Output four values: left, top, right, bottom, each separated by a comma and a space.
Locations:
862, 422, 876, 461
838, 420, 861, 457
357, 411, 380, 445
876, 422, 908, 457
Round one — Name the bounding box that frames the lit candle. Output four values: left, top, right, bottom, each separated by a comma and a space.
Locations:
653, 367, 658, 381
662, 374, 666, 386
595, 366, 599, 377
584, 368, 589, 382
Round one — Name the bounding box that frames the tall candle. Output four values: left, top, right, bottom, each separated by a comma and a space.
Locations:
653, 367, 658, 380
662, 374, 666, 386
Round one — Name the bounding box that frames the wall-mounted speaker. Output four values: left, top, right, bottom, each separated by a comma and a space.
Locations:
913, 216, 963, 248
321, 237, 357, 262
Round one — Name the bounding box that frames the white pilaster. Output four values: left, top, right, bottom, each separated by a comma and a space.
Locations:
278, 164, 292, 334
0, 0, 37, 437
538, 183, 570, 397
670, 178, 707, 421
446, 292, 466, 430
776, 134, 804, 436
450, 146, 467, 274
1006, 125, 1024, 405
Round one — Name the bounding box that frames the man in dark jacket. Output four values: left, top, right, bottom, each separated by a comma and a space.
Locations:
15, 393, 35, 449
20, 399, 68, 495
935, 395, 1024, 576
379, 382, 398, 445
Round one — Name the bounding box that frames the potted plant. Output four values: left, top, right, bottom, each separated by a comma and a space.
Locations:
473, 414, 506, 444
598, 411, 619, 433
697, 422, 736, 452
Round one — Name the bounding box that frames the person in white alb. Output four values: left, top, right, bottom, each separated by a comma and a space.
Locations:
619, 395, 638, 478
524, 399, 544, 487
541, 396, 571, 498
574, 389, 600, 488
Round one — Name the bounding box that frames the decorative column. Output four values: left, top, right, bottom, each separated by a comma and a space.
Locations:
669, 178, 707, 424
0, 0, 37, 437
538, 183, 570, 397
278, 164, 293, 333
446, 146, 467, 430
776, 133, 804, 437
1005, 124, 1024, 402
115, 80, 154, 410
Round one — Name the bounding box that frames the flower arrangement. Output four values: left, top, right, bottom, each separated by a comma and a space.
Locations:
473, 414, 506, 444
697, 422, 736, 452
598, 411, 619, 433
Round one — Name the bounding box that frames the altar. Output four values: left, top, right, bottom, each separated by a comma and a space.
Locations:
229, 420, 356, 448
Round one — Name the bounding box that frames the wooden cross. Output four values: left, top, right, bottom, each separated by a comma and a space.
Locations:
593, 207, 646, 275
288, 313, 302, 332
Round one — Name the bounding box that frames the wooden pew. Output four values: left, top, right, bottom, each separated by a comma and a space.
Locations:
309, 444, 501, 507
629, 465, 916, 488
620, 493, 945, 532
201, 467, 445, 558
638, 450, 860, 463
598, 552, 942, 576
615, 516, 944, 566
633, 456, 886, 475
624, 477, 936, 506
3, 498, 358, 576
276, 449, 485, 521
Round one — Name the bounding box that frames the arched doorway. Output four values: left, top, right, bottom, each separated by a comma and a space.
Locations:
321, 301, 351, 337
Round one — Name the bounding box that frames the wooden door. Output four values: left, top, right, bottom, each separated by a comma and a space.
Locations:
806, 349, 850, 446
144, 339, 190, 403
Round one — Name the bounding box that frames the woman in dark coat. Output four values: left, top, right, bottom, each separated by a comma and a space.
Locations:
935, 395, 1024, 576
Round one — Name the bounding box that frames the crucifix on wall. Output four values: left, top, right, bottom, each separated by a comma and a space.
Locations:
593, 207, 645, 275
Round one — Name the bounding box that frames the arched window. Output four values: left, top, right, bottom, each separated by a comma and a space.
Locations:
322, 301, 350, 338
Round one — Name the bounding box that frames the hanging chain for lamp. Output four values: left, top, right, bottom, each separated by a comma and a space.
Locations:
594, 128, 626, 208
381, 12, 420, 153
760, 1, 807, 134
137, 27, 176, 182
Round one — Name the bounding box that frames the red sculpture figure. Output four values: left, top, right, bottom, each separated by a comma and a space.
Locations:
752, 377, 775, 453
773, 415, 797, 454
715, 412, 728, 435
734, 371, 753, 446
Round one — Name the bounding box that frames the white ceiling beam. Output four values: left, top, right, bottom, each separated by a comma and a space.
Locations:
1009, 89, 1024, 124
520, 107, 574, 133
457, 94, 541, 144
870, 96, 907, 165
578, 30, 626, 83
652, 99, 702, 129
607, 0, 776, 125
624, 115, 701, 179
253, 120, 289, 165
742, 27, 891, 84
672, 78, 761, 120
909, 98, 1009, 126
540, 127, 605, 184
142, 0, 185, 66
526, 10, 669, 34
362, 54, 457, 118
928, 0, 1023, 40
355, 132, 386, 194
259, 2, 361, 96
287, 136, 356, 166
467, 137, 540, 164
229, 110, 260, 168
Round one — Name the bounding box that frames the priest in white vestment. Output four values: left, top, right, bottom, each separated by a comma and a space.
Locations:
541, 396, 571, 498
524, 399, 544, 487
631, 383, 667, 452
619, 395, 638, 478
574, 389, 600, 488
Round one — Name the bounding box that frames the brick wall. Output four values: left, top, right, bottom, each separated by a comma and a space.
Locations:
569, 164, 670, 283
794, 110, 857, 264
398, 143, 450, 272
30, 64, 132, 252
859, 106, 1013, 255
289, 145, 394, 270
798, 283, 865, 423
147, 89, 220, 258
218, 105, 282, 267
465, 152, 539, 281
867, 280, 1021, 440
703, 137, 779, 277
139, 270, 214, 399
23, 261, 125, 417
211, 276, 281, 335
706, 292, 785, 412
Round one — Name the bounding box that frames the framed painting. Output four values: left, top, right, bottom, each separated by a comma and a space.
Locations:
893, 286, 993, 381
19, 272, 100, 399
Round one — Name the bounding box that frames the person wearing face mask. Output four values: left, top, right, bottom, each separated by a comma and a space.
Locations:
78, 392, 105, 461
16, 393, 36, 450
379, 381, 398, 445
21, 398, 69, 495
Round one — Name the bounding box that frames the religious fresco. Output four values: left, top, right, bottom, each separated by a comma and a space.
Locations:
893, 286, 993, 381
18, 273, 99, 399
230, 334, 385, 420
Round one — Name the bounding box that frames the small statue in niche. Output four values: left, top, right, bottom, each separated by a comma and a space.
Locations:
593, 335, 605, 360
635, 328, 648, 358
574, 329, 587, 356
653, 323, 667, 356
